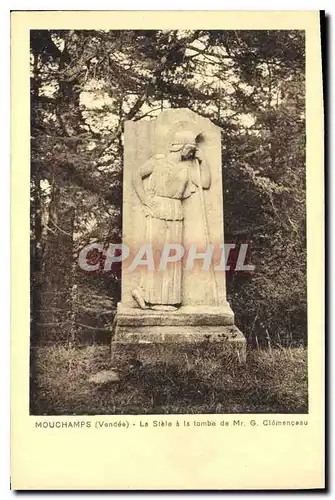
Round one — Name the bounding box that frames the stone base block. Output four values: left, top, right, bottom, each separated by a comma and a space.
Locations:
111, 325, 246, 369
115, 303, 235, 327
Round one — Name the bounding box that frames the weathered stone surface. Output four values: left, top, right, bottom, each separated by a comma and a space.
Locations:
113, 325, 244, 345
111, 326, 246, 367
115, 303, 234, 327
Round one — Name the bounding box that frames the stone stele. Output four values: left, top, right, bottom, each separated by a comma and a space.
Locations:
112, 108, 246, 367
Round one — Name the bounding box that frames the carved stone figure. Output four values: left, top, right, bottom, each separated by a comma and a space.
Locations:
112, 108, 246, 366
131, 130, 211, 311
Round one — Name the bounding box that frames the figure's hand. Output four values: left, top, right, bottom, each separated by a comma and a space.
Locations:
143, 195, 156, 210
194, 148, 204, 163
142, 195, 157, 216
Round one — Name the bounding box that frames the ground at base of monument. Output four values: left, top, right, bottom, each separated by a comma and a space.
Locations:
30, 345, 308, 415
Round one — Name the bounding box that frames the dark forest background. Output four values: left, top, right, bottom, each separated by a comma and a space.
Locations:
30, 29, 306, 348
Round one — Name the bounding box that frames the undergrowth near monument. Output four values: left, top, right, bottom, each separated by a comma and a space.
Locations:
30, 345, 307, 415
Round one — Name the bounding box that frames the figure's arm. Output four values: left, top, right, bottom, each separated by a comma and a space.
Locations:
132, 158, 155, 209
193, 149, 211, 189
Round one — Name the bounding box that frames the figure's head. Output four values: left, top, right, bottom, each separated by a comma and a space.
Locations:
170, 130, 197, 160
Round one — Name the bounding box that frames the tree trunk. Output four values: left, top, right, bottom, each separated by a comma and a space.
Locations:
35, 32, 82, 344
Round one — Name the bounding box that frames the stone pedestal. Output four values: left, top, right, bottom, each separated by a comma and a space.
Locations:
112, 108, 246, 367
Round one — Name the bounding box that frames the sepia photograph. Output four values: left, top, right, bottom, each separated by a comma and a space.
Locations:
10, 9, 326, 490
29, 28, 308, 416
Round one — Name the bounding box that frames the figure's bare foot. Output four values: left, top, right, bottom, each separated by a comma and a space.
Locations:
151, 305, 179, 311
131, 288, 148, 309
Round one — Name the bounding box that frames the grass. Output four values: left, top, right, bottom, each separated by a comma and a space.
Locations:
30, 344, 308, 415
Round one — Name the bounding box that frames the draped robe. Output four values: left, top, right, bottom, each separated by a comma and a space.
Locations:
136, 153, 208, 306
